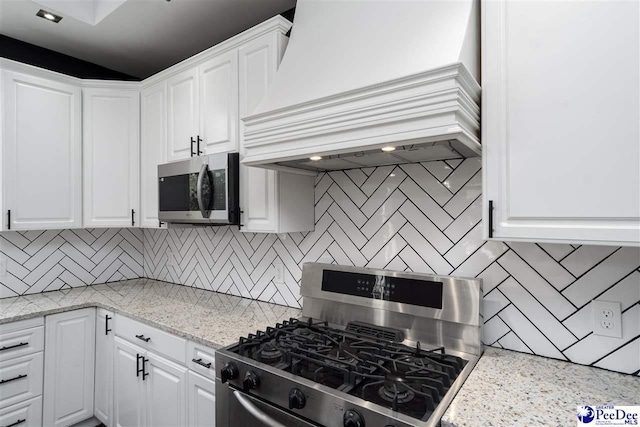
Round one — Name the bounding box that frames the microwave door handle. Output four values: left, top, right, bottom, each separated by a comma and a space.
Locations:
196, 163, 210, 218
233, 391, 288, 427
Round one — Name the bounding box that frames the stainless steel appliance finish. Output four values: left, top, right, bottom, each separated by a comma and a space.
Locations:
216, 263, 482, 427
158, 153, 239, 225
301, 263, 482, 357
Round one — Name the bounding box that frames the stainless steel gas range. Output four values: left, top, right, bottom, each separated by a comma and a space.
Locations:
215, 263, 482, 427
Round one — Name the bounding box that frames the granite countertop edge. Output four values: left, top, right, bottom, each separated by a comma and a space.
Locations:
0, 301, 228, 349
0, 279, 302, 350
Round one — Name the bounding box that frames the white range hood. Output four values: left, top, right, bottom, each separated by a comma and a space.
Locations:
242, 0, 481, 172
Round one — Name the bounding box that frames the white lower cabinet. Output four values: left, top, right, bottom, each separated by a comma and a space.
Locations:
0, 396, 42, 427
0, 352, 43, 409
113, 337, 145, 427
95, 309, 114, 427
43, 308, 96, 427
187, 371, 215, 427
145, 352, 188, 427
113, 331, 189, 427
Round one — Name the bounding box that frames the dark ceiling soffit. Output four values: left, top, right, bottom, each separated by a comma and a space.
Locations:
0, 35, 140, 80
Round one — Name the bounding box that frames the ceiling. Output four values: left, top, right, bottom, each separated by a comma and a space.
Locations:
0, 0, 296, 79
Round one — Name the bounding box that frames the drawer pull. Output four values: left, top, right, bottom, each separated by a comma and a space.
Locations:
0, 342, 28, 352
0, 374, 27, 385
135, 334, 151, 342
192, 358, 212, 369
3, 419, 26, 427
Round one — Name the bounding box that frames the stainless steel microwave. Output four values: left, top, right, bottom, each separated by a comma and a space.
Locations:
158, 153, 239, 225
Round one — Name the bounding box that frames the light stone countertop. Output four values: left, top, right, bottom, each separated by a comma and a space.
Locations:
3, 281, 638, 426
441, 347, 640, 427
0, 278, 301, 349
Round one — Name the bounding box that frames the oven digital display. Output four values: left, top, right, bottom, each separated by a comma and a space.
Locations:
321, 270, 443, 309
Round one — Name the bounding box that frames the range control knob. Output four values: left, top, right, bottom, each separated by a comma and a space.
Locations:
220, 362, 238, 383
288, 388, 306, 410
343, 409, 365, 427
242, 370, 260, 391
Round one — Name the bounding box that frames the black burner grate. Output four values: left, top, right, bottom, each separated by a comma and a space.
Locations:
229, 317, 467, 422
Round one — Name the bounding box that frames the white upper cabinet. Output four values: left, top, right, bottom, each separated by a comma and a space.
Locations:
199, 50, 239, 155
238, 32, 315, 233
1, 70, 82, 231
167, 68, 199, 162
141, 81, 167, 228
83, 87, 140, 228
482, 0, 640, 246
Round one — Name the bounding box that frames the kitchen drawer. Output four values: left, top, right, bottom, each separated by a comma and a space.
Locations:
115, 315, 186, 364
0, 396, 42, 427
0, 325, 44, 363
187, 341, 216, 381
0, 352, 43, 409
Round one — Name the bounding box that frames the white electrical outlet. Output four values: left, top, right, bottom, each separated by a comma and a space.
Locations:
166, 250, 173, 267
274, 263, 284, 284
592, 300, 622, 338
0, 258, 7, 277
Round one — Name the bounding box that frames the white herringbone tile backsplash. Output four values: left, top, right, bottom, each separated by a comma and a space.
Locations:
1, 159, 638, 375
0, 228, 144, 298
144, 159, 640, 375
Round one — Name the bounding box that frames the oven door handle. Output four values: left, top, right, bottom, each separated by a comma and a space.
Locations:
233, 390, 288, 427
196, 163, 211, 219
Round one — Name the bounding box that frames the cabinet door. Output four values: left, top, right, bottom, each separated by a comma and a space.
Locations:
83, 88, 140, 227
94, 309, 114, 427
113, 337, 145, 427
238, 32, 285, 232
43, 308, 96, 427
187, 371, 215, 427
482, 0, 640, 246
2, 70, 81, 230
199, 50, 238, 155
145, 351, 187, 427
167, 68, 199, 162
141, 82, 167, 228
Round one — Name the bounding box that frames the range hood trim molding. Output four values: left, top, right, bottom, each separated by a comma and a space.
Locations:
242, 62, 480, 167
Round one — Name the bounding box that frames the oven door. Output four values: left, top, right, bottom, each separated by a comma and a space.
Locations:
216, 381, 317, 427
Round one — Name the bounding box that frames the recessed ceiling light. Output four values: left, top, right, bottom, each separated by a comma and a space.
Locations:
309, 156, 322, 161
381, 146, 396, 152
36, 9, 63, 23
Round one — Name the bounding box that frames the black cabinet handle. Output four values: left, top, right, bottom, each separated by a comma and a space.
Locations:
159, 220, 164, 228
190, 137, 196, 157
0, 374, 27, 385
3, 418, 26, 427
6, 210, 10, 230
142, 357, 149, 380
196, 135, 203, 155
192, 358, 212, 369
0, 342, 28, 352
131, 209, 135, 227
105, 315, 112, 336
135, 334, 150, 343
488, 200, 494, 238
136, 353, 143, 377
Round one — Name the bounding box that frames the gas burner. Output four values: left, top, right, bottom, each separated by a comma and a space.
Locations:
257, 342, 283, 364
378, 373, 415, 404
293, 328, 313, 337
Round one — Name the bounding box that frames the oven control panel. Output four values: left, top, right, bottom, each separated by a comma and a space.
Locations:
321, 270, 443, 309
